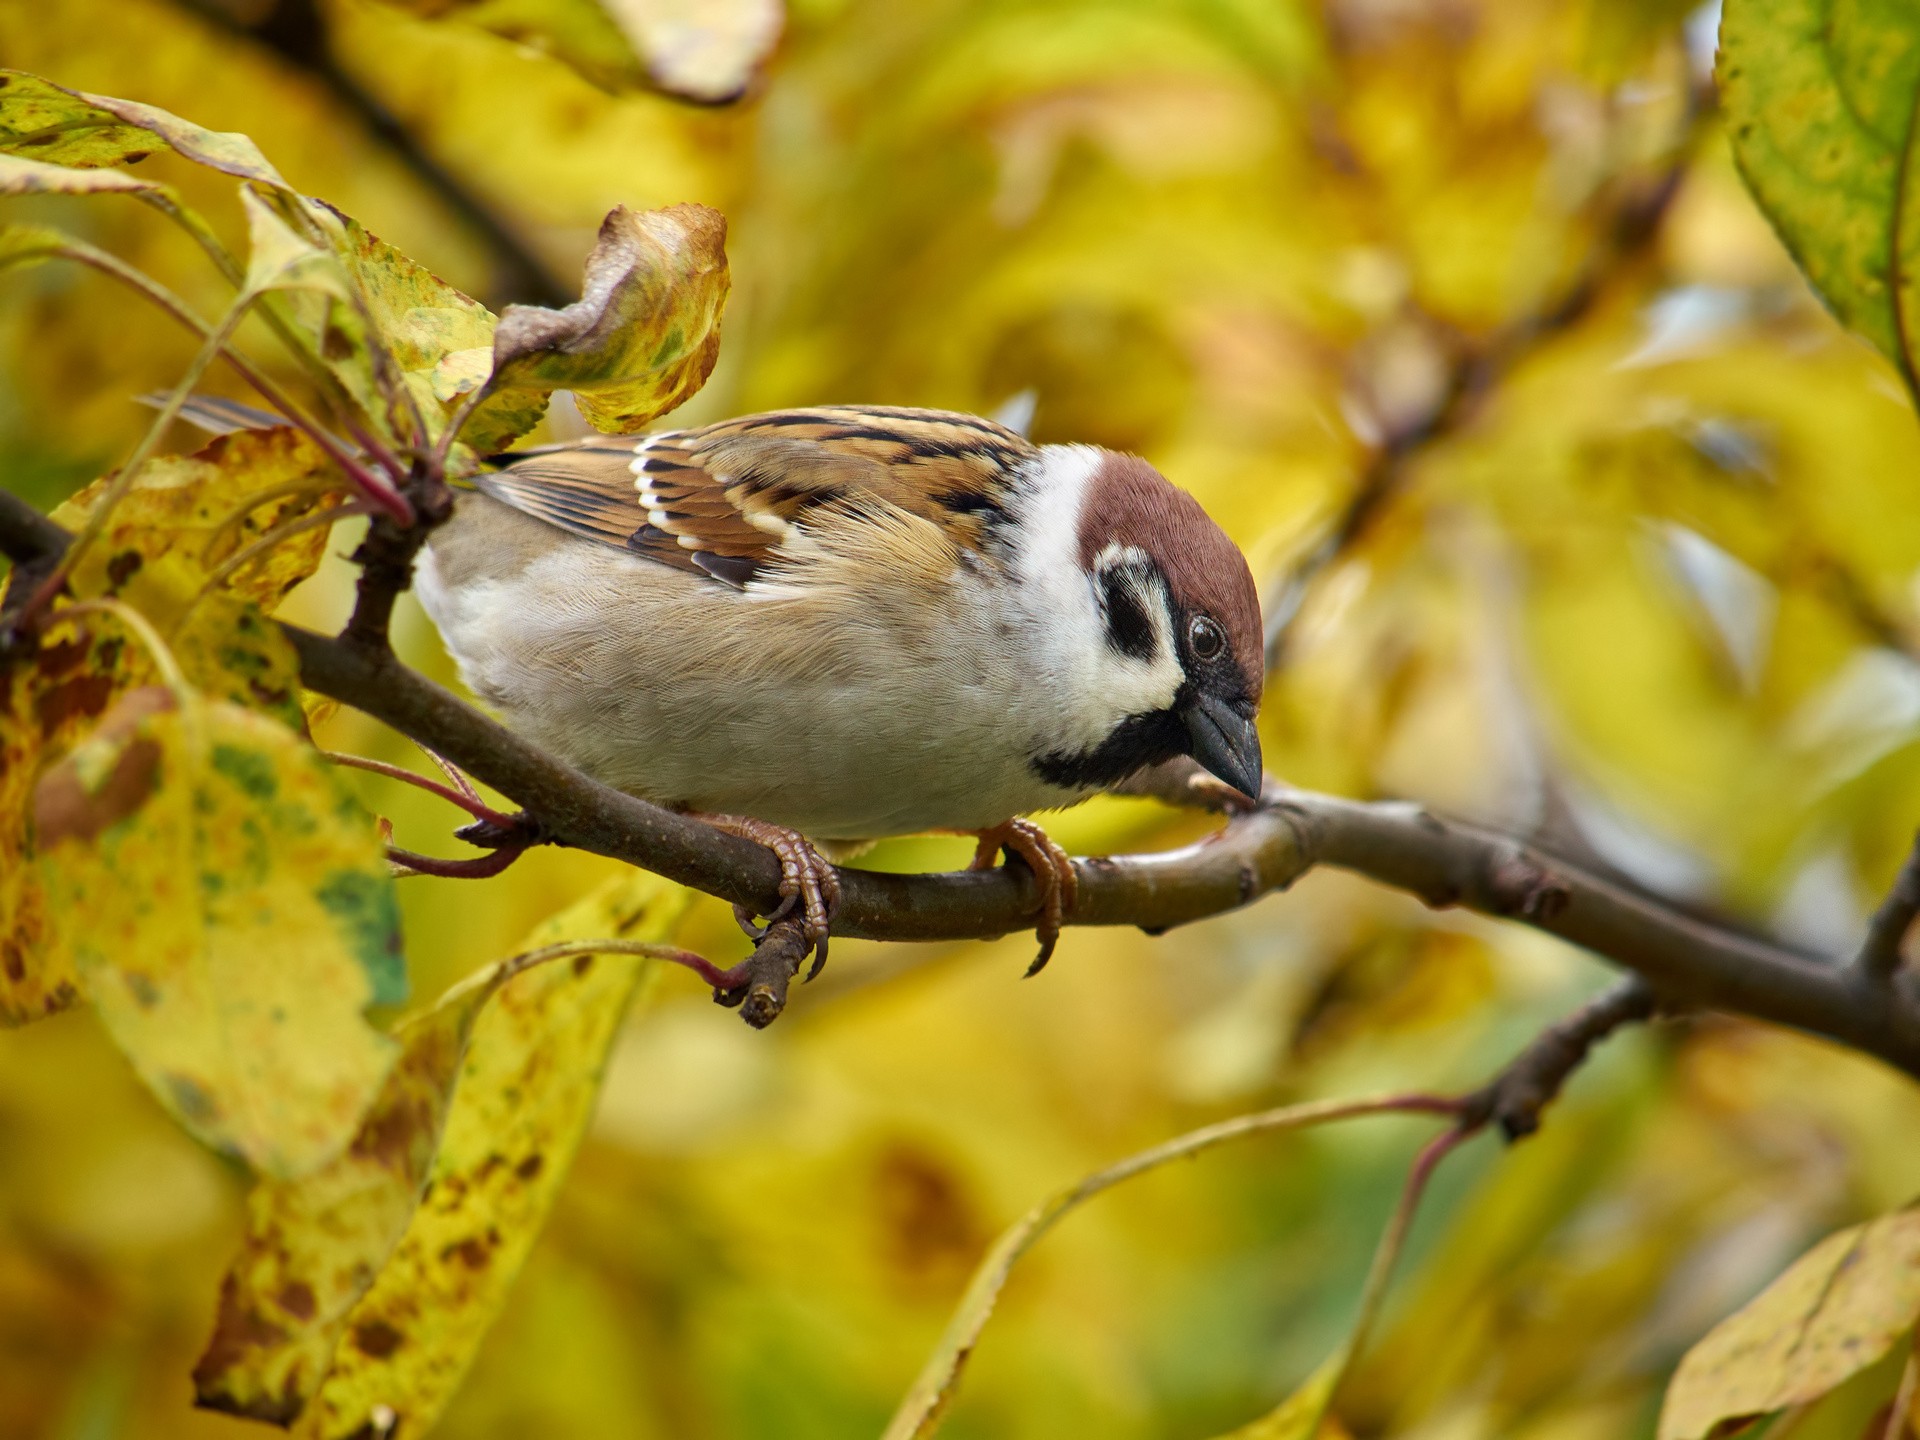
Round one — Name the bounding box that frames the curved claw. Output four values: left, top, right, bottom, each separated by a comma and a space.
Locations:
696, 814, 840, 980
969, 817, 1078, 974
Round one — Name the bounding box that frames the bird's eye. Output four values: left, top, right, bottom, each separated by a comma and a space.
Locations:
1188, 615, 1225, 661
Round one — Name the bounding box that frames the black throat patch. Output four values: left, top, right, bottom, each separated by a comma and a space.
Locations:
1030, 706, 1188, 791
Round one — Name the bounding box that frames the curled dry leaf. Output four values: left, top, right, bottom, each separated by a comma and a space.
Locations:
1657, 1205, 1920, 1439
599, 0, 784, 102
1719, 0, 1920, 392
194, 871, 692, 1434
0, 68, 291, 187
488, 203, 729, 433
32, 687, 404, 1178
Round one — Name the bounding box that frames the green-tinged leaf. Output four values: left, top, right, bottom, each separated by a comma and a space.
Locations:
1657, 1205, 1920, 1439
1719, 0, 1920, 388
487, 203, 728, 433
31, 687, 402, 1177
0, 220, 77, 269
240, 187, 350, 302
296, 200, 545, 452
374, 0, 782, 102
0, 68, 291, 187
280, 872, 693, 1438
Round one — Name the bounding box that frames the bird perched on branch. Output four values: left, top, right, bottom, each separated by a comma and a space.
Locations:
416, 405, 1265, 974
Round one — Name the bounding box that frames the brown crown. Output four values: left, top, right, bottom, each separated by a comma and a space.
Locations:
1076, 453, 1264, 704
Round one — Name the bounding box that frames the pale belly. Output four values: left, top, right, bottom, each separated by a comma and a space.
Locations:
415, 497, 1095, 840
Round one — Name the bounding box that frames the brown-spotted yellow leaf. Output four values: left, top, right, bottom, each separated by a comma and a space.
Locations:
487, 203, 729, 433
53, 426, 343, 614
0, 68, 291, 187
285, 870, 692, 1439
0, 623, 131, 1025
1719, 0, 1920, 390
192, 987, 484, 1424
32, 687, 404, 1177
1657, 1206, 1920, 1439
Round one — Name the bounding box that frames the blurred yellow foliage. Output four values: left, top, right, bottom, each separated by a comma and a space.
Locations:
6, 1, 1920, 1438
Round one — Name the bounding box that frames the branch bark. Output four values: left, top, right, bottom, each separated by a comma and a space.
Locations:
5, 488, 1920, 1074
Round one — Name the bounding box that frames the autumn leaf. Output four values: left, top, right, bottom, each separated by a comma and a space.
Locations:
191, 975, 486, 1423
191, 871, 692, 1434
31, 686, 403, 1177
1658, 1205, 1920, 1439
487, 203, 729, 433
1719, 0, 1920, 394
51, 425, 343, 617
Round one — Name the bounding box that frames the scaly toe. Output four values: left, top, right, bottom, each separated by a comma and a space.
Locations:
971, 817, 1078, 976
697, 814, 838, 981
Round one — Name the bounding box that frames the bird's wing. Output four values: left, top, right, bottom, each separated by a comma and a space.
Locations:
475, 406, 1039, 588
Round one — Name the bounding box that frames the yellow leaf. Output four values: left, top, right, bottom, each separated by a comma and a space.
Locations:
52, 425, 343, 615
1658, 1206, 1920, 1440
489, 203, 729, 433
234, 871, 692, 1437
32, 687, 404, 1177
192, 982, 486, 1423
0, 629, 123, 1024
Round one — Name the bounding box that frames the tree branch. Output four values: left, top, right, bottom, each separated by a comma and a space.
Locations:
1459, 977, 1658, 1140
5, 488, 1920, 1072
1859, 829, 1920, 984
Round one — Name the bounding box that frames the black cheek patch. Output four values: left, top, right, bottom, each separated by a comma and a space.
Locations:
1101, 571, 1156, 662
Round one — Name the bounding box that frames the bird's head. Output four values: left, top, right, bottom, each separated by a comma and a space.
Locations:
1029, 449, 1265, 801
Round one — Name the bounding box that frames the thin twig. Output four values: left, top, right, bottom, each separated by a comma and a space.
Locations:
1459, 977, 1660, 1139
321, 749, 512, 824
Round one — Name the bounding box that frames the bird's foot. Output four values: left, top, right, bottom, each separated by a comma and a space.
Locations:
694, 815, 841, 979
969, 817, 1079, 976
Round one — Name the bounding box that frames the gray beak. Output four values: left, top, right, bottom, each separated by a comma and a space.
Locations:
1182, 691, 1263, 801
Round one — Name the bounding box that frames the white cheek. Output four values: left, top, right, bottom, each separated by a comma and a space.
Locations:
1007, 445, 1187, 752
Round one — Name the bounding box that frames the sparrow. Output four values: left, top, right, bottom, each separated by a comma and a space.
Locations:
415, 405, 1265, 973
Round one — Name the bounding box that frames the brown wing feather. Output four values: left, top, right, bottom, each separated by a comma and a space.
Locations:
476, 406, 1038, 588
